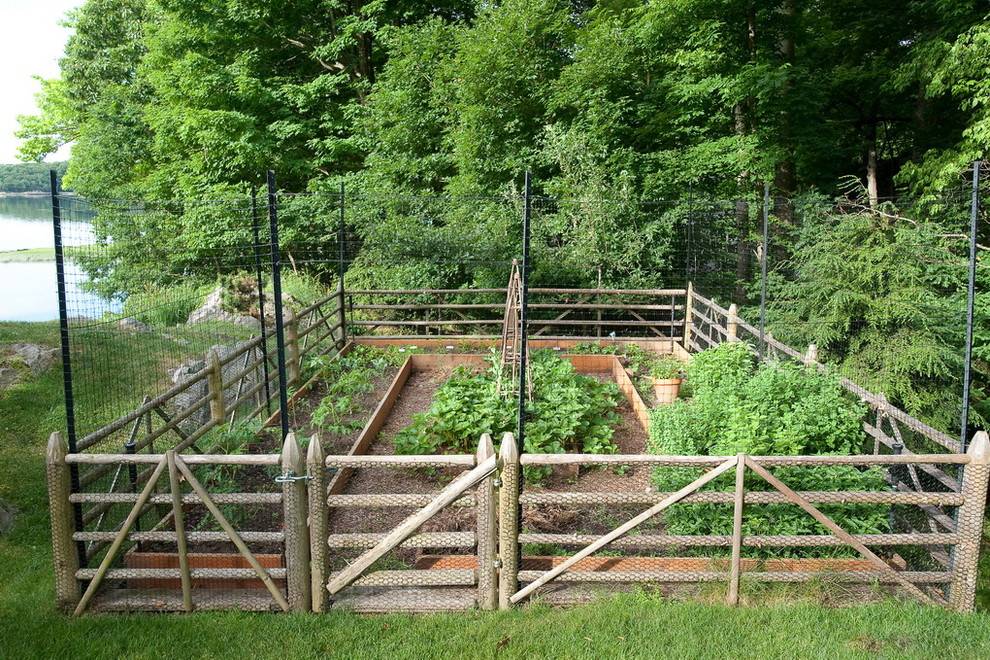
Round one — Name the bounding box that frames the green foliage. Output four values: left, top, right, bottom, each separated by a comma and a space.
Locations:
768, 208, 981, 431
120, 281, 210, 326
308, 346, 416, 436
648, 343, 886, 555
394, 350, 621, 481
0, 162, 68, 193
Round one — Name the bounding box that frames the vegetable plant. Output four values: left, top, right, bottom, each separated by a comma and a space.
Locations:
394, 350, 622, 482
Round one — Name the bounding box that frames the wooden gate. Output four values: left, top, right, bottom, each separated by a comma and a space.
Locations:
500, 435, 990, 612
309, 435, 500, 612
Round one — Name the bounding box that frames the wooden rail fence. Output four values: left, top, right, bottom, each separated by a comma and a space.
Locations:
49, 430, 990, 614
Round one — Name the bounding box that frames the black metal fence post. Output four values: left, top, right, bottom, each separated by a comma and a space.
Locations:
517, 172, 532, 449
251, 187, 273, 416
758, 182, 770, 361
961, 160, 981, 449
338, 182, 347, 346
266, 171, 291, 440
50, 169, 86, 568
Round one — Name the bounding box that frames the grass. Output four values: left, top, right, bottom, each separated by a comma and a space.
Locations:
3, 321, 990, 658
0, 245, 94, 262
0, 247, 56, 262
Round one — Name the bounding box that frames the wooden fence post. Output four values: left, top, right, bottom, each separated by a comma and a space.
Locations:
281, 432, 311, 611
683, 282, 694, 350
46, 432, 80, 611
476, 434, 497, 610
285, 308, 301, 385
726, 303, 738, 341
307, 435, 328, 612
727, 453, 745, 605
498, 432, 519, 610
206, 349, 226, 424
803, 344, 818, 365
950, 431, 990, 611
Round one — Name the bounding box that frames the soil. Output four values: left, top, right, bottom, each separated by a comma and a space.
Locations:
325, 363, 656, 568
143, 363, 401, 554
144, 353, 655, 560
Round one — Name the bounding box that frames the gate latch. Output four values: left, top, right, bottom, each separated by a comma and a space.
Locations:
274, 470, 312, 484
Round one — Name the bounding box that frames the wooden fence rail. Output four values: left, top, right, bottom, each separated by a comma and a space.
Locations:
49, 431, 990, 614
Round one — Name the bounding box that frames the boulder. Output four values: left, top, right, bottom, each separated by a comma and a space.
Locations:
117, 317, 150, 333
3, 343, 58, 375
187, 287, 261, 329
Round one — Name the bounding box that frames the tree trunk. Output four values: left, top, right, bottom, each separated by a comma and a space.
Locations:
774, 0, 796, 223
866, 121, 879, 208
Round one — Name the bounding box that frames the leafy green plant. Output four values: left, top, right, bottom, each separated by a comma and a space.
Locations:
648, 356, 683, 380
394, 350, 622, 482
647, 342, 887, 556
308, 346, 417, 435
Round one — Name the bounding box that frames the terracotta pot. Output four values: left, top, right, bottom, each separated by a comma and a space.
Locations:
652, 378, 682, 404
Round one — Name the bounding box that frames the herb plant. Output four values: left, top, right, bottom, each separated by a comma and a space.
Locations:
648, 342, 888, 556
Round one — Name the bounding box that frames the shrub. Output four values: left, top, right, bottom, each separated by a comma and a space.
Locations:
648, 343, 888, 555
394, 350, 622, 481
121, 281, 211, 326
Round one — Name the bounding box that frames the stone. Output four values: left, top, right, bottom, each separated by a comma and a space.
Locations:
117, 317, 150, 332
187, 286, 261, 329
3, 343, 58, 375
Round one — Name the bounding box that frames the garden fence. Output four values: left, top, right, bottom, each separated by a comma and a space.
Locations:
43, 164, 985, 615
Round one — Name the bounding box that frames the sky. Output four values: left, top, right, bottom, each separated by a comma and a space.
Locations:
0, 0, 81, 164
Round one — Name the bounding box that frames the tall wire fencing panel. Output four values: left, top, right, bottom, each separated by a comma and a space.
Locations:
54, 192, 288, 454
52, 189, 300, 574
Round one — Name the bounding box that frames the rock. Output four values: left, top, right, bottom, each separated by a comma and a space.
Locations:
117, 318, 150, 333
4, 343, 58, 375
187, 287, 260, 329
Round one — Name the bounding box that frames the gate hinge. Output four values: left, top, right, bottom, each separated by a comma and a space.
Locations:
274, 470, 312, 484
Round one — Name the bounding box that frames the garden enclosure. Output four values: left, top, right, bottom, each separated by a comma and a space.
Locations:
42, 168, 989, 613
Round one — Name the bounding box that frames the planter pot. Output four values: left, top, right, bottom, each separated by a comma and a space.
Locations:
652, 378, 682, 404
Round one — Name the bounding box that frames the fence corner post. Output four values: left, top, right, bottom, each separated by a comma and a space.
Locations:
306, 434, 328, 612
281, 431, 311, 612
683, 281, 694, 350
950, 431, 990, 612
285, 308, 301, 385
476, 434, 497, 610
726, 303, 738, 341
498, 432, 519, 610
206, 349, 226, 424
46, 431, 80, 610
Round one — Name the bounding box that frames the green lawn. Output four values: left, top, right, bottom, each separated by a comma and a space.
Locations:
2, 320, 990, 659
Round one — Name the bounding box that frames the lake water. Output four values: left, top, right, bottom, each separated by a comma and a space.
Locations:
0, 195, 120, 321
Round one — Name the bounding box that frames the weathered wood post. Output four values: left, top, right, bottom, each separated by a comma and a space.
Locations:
683, 281, 694, 350
950, 431, 990, 611
281, 432, 311, 611
804, 344, 818, 365
726, 303, 738, 342
306, 435, 328, 612
46, 432, 80, 610
498, 432, 519, 610
206, 349, 226, 424
285, 308, 301, 385
476, 434, 498, 610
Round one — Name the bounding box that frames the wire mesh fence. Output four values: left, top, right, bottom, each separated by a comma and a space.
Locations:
48, 167, 987, 457
42, 166, 986, 608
